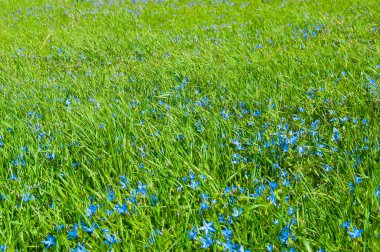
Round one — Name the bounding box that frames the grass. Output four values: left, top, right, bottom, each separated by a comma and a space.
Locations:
0, 0, 379, 251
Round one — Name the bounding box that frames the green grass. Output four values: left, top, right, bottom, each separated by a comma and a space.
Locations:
0, 0, 379, 251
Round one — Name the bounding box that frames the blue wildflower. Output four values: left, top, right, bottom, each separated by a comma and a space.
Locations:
188, 226, 197, 240
199, 219, 215, 235
232, 207, 242, 218
200, 235, 213, 249
54, 224, 65, 231
331, 127, 340, 142
322, 164, 332, 172
200, 201, 209, 211
375, 186, 380, 198
41, 234, 56, 250
278, 226, 295, 245
267, 244, 274, 251
222, 228, 234, 239
86, 204, 98, 218
342, 220, 351, 229
348, 227, 363, 239
67, 226, 78, 239
119, 175, 129, 189
115, 203, 129, 215
103, 229, 121, 247
81, 222, 98, 234
46, 152, 56, 160
107, 188, 115, 202
348, 182, 355, 194
22, 193, 35, 202
354, 174, 362, 184
70, 243, 88, 252
267, 191, 278, 207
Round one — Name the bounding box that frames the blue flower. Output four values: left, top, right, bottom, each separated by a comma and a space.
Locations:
342, 220, 351, 229
107, 187, 115, 202
267, 191, 278, 207
348, 182, 355, 194
348, 227, 363, 239
188, 226, 197, 240
67, 226, 78, 239
278, 226, 295, 245
86, 204, 98, 218
200, 201, 209, 211
41, 234, 56, 250
54, 224, 65, 231
331, 127, 340, 142
103, 229, 121, 247
354, 174, 362, 184
199, 219, 215, 235
81, 222, 98, 234
222, 228, 233, 239
267, 244, 274, 252
232, 207, 242, 218
115, 203, 129, 215
322, 164, 332, 172
200, 235, 213, 249
375, 186, 380, 198
46, 152, 56, 160
136, 181, 147, 196
119, 175, 129, 189
70, 243, 88, 252
269, 181, 278, 190
22, 193, 35, 202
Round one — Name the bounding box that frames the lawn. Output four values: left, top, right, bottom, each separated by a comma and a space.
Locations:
0, 0, 379, 251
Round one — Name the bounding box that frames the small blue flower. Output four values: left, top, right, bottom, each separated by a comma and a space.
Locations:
278, 226, 294, 245
70, 243, 88, 252
375, 186, 380, 198
86, 204, 98, 218
22, 193, 35, 202
54, 224, 65, 231
322, 164, 332, 172
41, 234, 56, 250
67, 226, 78, 239
342, 220, 351, 229
103, 229, 121, 247
188, 226, 197, 240
331, 127, 340, 142
232, 207, 242, 218
199, 219, 215, 235
348, 182, 355, 194
222, 228, 234, 239
81, 222, 98, 234
200, 201, 209, 211
200, 235, 213, 249
119, 175, 129, 189
354, 174, 362, 184
46, 152, 56, 160
267, 244, 274, 252
107, 187, 115, 202
267, 191, 278, 207
348, 227, 363, 239
115, 203, 129, 215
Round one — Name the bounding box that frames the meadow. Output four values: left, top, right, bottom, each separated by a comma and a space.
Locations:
0, 0, 379, 251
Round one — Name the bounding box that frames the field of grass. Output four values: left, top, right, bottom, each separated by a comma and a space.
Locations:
0, 0, 379, 251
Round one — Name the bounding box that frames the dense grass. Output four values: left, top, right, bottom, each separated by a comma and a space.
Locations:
0, 0, 379, 251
